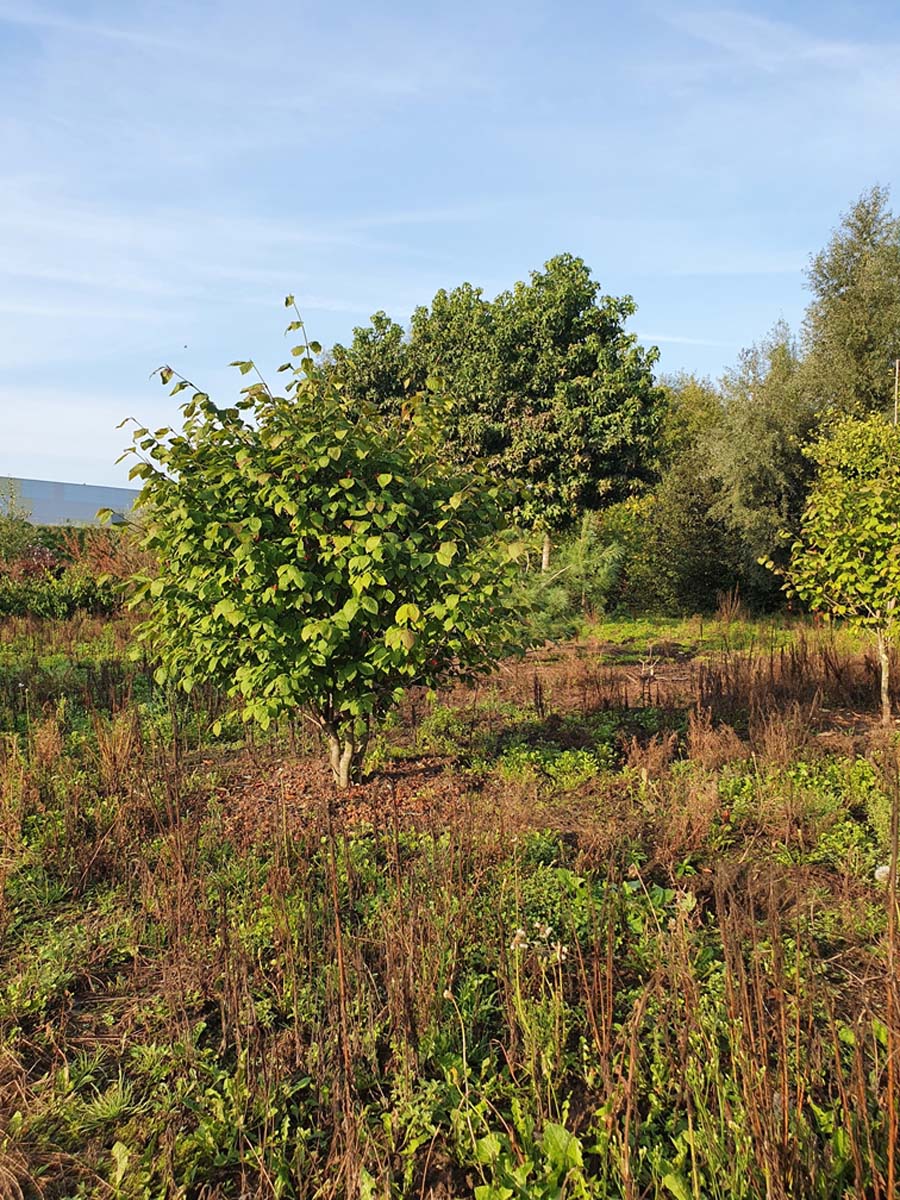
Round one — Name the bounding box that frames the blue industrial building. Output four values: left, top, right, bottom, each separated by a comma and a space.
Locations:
4, 477, 140, 527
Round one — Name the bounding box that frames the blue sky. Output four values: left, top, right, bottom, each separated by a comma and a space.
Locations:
2, 0, 899, 486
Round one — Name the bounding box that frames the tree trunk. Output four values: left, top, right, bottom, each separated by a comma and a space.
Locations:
877, 628, 892, 726
325, 722, 370, 788
541, 531, 552, 573
327, 735, 356, 788
327, 733, 344, 785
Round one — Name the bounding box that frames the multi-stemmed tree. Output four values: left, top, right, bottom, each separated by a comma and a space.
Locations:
119, 311, 523, 786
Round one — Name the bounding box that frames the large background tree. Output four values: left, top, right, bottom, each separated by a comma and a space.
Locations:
656, 372, 723, 471
332, 254, 663, 568
328, 310, 410, 411
596, 374, 741, 614
613, 453, 742, 615
707, 322, 820, 603
598, 330, 821, 613
803, 185, 900, 417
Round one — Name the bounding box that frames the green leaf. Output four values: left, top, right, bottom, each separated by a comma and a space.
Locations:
111, 1142, 130, 1187
474, 1133, 502, 1165
661, 1172, 692, 1200
542, 1123, 582, 1171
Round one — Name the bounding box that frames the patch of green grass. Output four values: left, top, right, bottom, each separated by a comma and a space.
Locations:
591, 612, 813, 660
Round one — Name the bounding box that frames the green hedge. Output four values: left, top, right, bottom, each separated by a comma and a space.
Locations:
0, 570, 121, 618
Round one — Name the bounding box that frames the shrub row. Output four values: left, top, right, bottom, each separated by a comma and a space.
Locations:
0, 569, 121, 618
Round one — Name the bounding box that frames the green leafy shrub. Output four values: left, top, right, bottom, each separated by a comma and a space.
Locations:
780, 414, 900, 723
0, 569, 120, 618
126, 312, 525, 786
516, 863, 593, 940
417, 703, 473, 754
602, 456, 742, 615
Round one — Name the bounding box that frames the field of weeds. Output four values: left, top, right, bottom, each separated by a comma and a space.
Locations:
0, 612, 898, 1198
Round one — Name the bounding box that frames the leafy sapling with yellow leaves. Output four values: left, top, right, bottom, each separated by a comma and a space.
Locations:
769, 415, 900, 725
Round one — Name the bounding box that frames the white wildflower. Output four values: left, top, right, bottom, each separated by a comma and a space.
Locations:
510, 928, 529, 951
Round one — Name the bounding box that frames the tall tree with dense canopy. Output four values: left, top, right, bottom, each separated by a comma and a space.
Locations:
121, 314, 523, 787
708, 322, 820, 601
333, 255, 663, 568
776, 414, 900, 725
804, 186, 900, 416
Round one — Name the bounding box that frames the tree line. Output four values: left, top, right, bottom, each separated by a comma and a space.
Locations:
326, 185, 900, 614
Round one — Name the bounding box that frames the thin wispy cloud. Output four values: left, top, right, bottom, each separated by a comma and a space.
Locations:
638, 332, 737, 348
0, 1, 225, 55
665, 8, 869, 74
342, 203, 507, 230
0, 298, 172, 319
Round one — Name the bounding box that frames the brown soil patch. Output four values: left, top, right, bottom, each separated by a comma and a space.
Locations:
210, 637, 893, 847
218, 753, 485, 846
